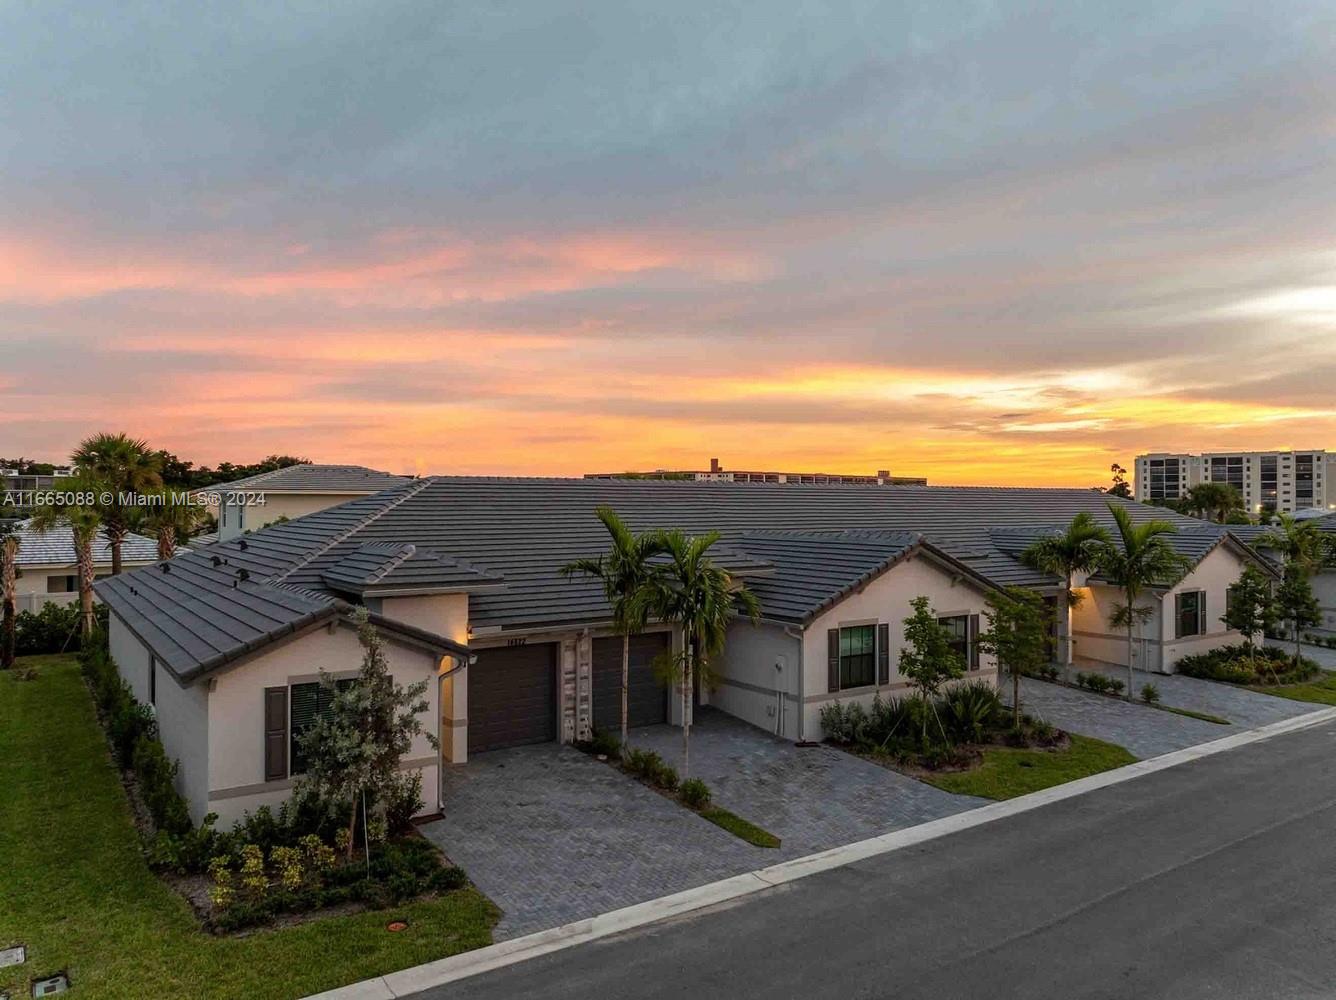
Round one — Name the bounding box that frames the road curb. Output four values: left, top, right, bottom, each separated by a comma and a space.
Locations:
304, 704, 1336, 1000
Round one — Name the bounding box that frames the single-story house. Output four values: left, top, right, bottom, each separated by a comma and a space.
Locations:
95, 478, 1272, 826
1231, 515, 1336, 634
9, 518, 157, 614
208, 464, 411, 541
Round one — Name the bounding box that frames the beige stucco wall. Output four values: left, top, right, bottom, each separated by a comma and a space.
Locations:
217, 492, 369, 540
794, 554, 998, 741
206, 623, 441, 827
1072, 544, 1251, 674
379, 594, 470, 763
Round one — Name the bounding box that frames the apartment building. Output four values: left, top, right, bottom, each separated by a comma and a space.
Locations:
586, 457, 928, 486
1135, 450, 1335, 514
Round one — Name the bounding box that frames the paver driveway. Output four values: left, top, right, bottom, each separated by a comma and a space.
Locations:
629, 708, 986, 859
1078, 662, 1318, 728
419, 744, 762, 939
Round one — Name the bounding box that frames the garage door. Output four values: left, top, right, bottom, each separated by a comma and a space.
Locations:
593, 633, 670, 731
469, 644, 557, 753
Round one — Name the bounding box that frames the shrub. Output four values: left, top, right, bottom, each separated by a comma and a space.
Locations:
108, 694, 156, 767
430, 865, 467, 893
1108, 679, 1125, 696
1140, 683, 1161, 705
14, 602, 83, 655
132, 733, 191, 836
1176, 643, 1320, 685
941, 681, 1002, 743
384, 769, 425, 836
679, 778, 711, 808
654, 761, 680, 792
819, 700, 870, 745
588, 728, 622, 758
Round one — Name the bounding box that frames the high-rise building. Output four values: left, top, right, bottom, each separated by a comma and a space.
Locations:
1134, 450, 1335, 513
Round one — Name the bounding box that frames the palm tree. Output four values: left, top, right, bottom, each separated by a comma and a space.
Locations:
1185, 483, 1242, 523
1020, 512, 1110, 681
28, 484, 104, 639
138, 491, 205, 560
1095, 503, 1190, 700
560, 506, 666, 750
72, 432, 162, 574
1, 529, 18, 669
633, 530, 761, 778
1257, 514, 1328, 580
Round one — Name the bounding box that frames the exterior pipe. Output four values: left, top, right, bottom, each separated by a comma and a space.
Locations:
436, 652, 474, 811
784, 625, 806, 743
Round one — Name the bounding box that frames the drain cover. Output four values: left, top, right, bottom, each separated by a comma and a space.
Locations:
0, 946, 24, 968
31, 974, 68, 997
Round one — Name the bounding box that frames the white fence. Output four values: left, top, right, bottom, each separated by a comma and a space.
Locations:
15, 592, 79, 615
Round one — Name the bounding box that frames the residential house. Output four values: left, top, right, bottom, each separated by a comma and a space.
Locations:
95, 478, 1270, 826
208, 464, 411, 540
9, 518, 157, 614
1232, 515, 1336, 634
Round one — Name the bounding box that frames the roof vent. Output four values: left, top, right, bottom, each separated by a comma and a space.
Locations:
160, 562, 171, 573
211, 556, 223, 567
236, 568, 250, 582
238, 540, 248, 551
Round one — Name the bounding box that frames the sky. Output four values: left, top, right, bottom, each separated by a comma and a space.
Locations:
3, 1, 1335, 486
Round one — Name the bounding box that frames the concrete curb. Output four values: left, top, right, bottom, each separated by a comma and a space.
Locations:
304, 705, 1336, 1000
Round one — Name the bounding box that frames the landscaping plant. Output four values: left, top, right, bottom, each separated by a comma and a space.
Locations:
0, 529, 16, 669
1020, 512, 1110, 681
70, 431, 163, 575
1095, 503, 1190, 701
1222, 564, 1278, 672
898, 596, 966, 746
977, 586, 1050, 724
561, 506, 666, 752
1275, 565, 1322, 675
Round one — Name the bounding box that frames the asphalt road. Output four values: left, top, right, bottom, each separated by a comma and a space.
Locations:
412, 719, 1336, 1000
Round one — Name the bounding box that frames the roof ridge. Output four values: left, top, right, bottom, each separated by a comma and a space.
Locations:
366, 542, 418, 584
269, 479, 434, 586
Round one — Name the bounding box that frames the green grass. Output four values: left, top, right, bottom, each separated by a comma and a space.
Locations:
921, 734, 1137, 800
1158, 705, 1230, 725
699, 806, 781, 848
1250, 672, 1336, 706
0, 655, 497, 1000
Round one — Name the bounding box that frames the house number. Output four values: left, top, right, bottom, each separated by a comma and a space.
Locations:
506, 637, 528, 647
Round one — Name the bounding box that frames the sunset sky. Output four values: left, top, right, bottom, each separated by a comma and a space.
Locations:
3, 2, 1335, 486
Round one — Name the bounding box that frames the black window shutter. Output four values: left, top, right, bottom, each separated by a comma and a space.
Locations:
827, 629, 840, 692
968, 615, 980, 669
877, 623, 890, 685
263, 686, 288, 782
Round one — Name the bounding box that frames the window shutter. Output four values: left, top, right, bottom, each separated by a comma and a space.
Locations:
827, 629, 840, 692
968, 615, 980, 670
1198, 594, 1207, 635
877, 623, 890, 685
263, 686, 288, 782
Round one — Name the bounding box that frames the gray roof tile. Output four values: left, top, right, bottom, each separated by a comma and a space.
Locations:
207, 463, 411, 494
10, 518, 157, 567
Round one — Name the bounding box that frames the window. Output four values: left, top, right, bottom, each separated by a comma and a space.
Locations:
838, 625, 876, 689
46, 575, 76, 594
939, 615, 969, 664
1175, 591, 1206, 638
289, 679, 353, 775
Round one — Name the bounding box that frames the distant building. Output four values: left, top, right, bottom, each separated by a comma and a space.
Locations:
1134, 450, 1335, 514
585, 457, 928, 486
0, 465, 74, 492
208, 464, 411, 540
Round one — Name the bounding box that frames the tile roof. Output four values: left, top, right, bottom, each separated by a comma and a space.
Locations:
97, 477, 1273, 679
9, 519, 158, 567
206, 463, 411, 494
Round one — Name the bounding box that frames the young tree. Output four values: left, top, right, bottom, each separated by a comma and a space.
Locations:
136, 490, 205, 560
1221, 564, 1276, 669
1, 530, 17, 669
977, 587, 1049, 726
71, 432, 163, 574
1021, 512, 1110, 681
296, 608, 437, 859
634, 530, 760, 778
1095, 503, 1190, 700
898, 596, 966, 746
1274, 564, 1320, 673
561, 506, 665, 750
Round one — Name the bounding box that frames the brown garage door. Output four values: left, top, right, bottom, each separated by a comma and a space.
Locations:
593, 633, 669, 731
468, 643, 557, 753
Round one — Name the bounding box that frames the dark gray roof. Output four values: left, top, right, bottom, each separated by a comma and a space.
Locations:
207, 463, 411, 494
11, 519, 157, 567
97, 477, 1270, 678
321, 541, 505, 597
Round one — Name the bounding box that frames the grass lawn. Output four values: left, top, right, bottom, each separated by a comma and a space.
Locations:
1158, 705, 1230, 725
921, 734, 1137, 800
699, 806, 781, 848
0, 655, 497, 1000
1250, 672, 1336, 706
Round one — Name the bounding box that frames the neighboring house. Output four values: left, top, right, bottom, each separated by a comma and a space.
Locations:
586, 456, 927, 486
95, 479, 1266, 826
1232, 516, 1336, 634
10, 518, 157, 614
208, 464, 411, 540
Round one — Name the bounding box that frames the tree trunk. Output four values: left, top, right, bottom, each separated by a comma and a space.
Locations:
1, 541, 15, 669
1063, 572, 1073, 681
1012, 662, 1021, 728
157, 525, 175, 561
76, 532, 95, 638
1126, 616, 1135, 702
620, 631, 630, 752
346, 791, 359, 861
1294, 622, 1302, 673
682, 635, 692, 779
111, 539, 123, 575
